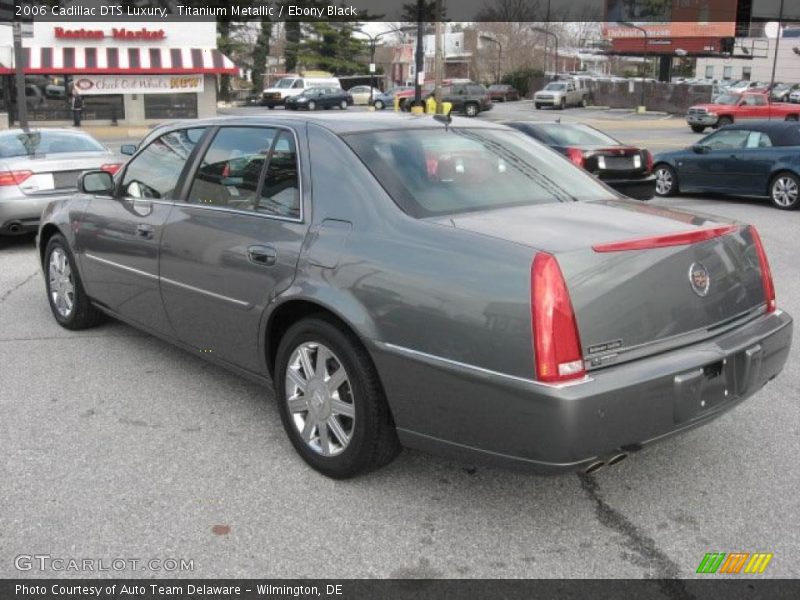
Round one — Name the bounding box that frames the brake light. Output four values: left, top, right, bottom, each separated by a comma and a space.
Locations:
592, 225, 739, 253
0, 170, 33, 186
749, 226, 776, 313
100, 163, 122, 175
565, 147, 584, 168
531, 253, 585, 383
644, 149, 654, 173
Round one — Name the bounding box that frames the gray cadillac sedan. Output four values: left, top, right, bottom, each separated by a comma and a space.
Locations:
37, 114, 792, 478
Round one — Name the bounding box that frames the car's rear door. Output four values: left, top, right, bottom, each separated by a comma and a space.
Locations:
158, 125, 309, 373
76, 127, 207, 332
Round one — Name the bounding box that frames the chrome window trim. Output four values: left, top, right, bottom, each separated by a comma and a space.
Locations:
84, 253, 158, 281
377, 342, 593, 389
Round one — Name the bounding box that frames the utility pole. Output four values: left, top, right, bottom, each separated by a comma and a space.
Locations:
414, 0, 424, 106
433, 0, 443, 110
13, 20, 28, 129
769, 0, 784, 95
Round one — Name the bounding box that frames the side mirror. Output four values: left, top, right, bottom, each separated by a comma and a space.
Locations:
692, 144, 709, 154
79, 170, 115, 196
120, 144, 137, 156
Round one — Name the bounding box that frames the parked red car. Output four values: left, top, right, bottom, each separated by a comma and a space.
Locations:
488, 84, 520, 102
686, 92, 800, 133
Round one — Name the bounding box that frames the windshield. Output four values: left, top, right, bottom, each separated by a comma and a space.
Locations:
544, 83, 566, 91
344, 128, 615, 218
528, 124, 619, 146
0, 131, 105, 158
274, 78, 296, 89
714, 94, 741, 105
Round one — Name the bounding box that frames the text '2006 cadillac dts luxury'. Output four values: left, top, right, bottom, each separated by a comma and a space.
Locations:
37, 114, 792, 478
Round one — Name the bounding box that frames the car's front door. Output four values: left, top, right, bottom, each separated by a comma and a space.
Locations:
677, 128, 749, 191
729, 130, 778, 194
158, 125, 309, 373
76, 127, 207, 332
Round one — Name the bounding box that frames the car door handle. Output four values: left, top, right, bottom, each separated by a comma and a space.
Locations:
247, 244, 277, 266
136, 224, 154, 239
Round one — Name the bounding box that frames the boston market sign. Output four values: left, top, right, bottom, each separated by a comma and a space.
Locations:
54, 27, 166, 41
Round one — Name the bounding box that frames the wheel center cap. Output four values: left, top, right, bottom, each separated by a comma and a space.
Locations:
306, 379, 330, 420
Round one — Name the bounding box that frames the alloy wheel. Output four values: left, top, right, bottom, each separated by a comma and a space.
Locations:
48, 247, 75, 318
655, 167, 673, 195
285, 342, 356, 457
772, 176, 798, 207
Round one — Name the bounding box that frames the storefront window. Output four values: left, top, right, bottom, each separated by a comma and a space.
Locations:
9, 75, 124, 122
144, 93, 198, 120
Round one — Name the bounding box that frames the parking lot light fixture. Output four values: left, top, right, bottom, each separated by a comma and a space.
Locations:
620, 21, 648, 110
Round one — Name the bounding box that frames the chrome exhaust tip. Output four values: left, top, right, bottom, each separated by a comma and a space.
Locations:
607, 453, 628, 467
585, 461, 605, 474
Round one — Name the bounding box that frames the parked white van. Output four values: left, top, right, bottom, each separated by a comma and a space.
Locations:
261, 73, 342, 108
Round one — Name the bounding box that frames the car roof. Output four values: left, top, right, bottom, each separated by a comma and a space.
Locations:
152, 113, 507, 135
722, 120, 800, 145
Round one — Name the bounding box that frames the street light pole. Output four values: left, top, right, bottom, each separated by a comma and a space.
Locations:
12, 21, 28, 129
769, 0, 785, 96
414, 0, 424, 107
621, 21, 648, 109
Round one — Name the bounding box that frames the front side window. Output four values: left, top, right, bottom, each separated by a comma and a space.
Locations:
702, 129, 750, 150
345, 128, 615, 218
744, 95, 766, 106
188, 127, 276, 210
121, 128, 206, 199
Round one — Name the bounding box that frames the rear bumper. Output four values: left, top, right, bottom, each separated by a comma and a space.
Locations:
370, 309, 792, 473
601, 174, 657, 201
0, 194, 59, 235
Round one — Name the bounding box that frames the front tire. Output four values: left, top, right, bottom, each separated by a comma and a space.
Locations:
374, 100, 384, 110
307, 100, 317, 111
716, 116, 733, 128
654, 164, 679, 197
340, 100, 348, 110
769, 172, 800, 210
44, 234, 105, 330
464, 102, 479, 117
275, 317, 401, 478
691, 125, 706, 133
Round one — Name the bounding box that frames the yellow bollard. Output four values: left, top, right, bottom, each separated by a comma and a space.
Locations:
410, 105, 424, 115
425, 96, 437, 114
394, 95, 401, 112
441, 101, 453, 116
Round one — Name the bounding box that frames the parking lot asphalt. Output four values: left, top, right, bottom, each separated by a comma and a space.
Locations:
1, 104, 798, 582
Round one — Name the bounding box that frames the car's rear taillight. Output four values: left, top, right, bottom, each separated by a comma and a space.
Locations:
531, 252, 585, 383
100, 163, 122, 175
644, 149, 654, 173
565, 147, 584, 168
749, 225, 776, 313
0, 170, 33, 186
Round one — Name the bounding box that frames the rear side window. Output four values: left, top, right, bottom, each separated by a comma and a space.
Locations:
345, 128, 614, 218
187, 127, 301, 219
121, 128, 205, 199
188, 127, 276, 210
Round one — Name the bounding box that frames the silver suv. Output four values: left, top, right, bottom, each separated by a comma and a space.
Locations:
534, 80, 587, 110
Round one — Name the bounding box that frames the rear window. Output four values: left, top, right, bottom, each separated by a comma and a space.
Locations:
526, 124, 619, 147
0, 131, 105, 158
344, 128, 615, 218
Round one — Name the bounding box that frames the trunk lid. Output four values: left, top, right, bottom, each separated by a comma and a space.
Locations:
2, 152, 114, 195
429, 200, 767, 367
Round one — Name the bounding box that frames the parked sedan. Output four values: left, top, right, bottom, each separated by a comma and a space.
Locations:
488, 84, 520, 102
0, 129, 121, 236
38, 115, 792, 478
506, 121, 656, 200
653, 121, 800, 209
284, 87, 353, 110
372, 86, 413, 110
347, 85, 382, 105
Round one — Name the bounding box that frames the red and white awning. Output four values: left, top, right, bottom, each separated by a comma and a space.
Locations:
0, 46, 238, 75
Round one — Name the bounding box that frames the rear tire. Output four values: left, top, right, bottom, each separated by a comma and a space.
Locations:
654, 164, 679, 197
785, 114, 799, 121
464, 102, 479, 117
769, 171, 800, 210
374, 100, 384, 110
44, 234, 105, 330
340, 100, 348, 110
307, 100, 316, 111
275, 317, 401, 478
691, 125, 706, 133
